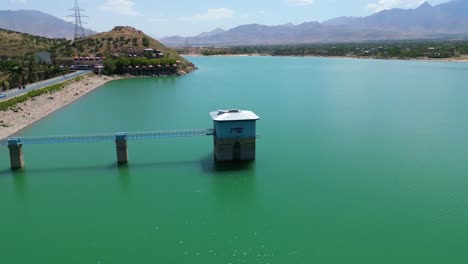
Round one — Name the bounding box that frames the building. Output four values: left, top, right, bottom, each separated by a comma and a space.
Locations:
34, 52, 52, 64
93, 65, 105, 75
70, 56, 105, 70
210, 109, 260, 161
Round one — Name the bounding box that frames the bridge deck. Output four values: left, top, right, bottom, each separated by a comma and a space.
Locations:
0, 129, 214, 146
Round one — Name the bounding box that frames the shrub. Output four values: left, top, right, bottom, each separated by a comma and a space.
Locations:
142, 37, 150, 47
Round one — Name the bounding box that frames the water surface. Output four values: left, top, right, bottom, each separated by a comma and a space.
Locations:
1, 56, 468, 263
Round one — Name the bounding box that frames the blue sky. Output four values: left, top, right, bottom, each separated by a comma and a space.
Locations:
2, 0, 451, 37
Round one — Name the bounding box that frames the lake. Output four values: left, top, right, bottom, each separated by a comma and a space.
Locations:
1, 56, 468, 263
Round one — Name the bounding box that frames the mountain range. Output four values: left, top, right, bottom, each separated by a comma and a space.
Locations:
2, 1, 468, 45
161, 0, 468, 46
0, 10, 96, 39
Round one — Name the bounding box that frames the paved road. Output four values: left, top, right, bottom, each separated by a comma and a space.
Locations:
0, 70, 92, 101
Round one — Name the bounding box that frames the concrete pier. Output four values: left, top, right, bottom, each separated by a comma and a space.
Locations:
115, 133, 128, 165
8, 138, 24, 169
214, 138, 256, 161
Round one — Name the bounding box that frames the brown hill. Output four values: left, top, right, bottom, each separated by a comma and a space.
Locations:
71, 26, 195, 74
0, 28, 65, 57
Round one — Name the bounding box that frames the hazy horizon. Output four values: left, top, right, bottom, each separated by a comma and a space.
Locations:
1, 0, 452, 37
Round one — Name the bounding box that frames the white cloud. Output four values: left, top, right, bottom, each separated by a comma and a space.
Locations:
366, 0, 426, 13
99, 0, 140, 16
178, 8, 234, 22
286, 0, 315, 6
9, 0, 27, 4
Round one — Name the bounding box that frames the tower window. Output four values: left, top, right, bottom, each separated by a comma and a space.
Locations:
230, 127, 244, 134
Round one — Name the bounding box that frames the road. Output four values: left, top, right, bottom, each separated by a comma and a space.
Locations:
0, 70, 92, 101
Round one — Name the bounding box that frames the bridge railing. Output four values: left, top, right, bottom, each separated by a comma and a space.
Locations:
0, 129, 214, 146
127, 129, 214, 140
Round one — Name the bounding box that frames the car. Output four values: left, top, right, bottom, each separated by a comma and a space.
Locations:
0, 93, 6, 98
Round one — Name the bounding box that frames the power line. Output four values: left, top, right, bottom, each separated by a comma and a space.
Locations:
67, 0, 88, 40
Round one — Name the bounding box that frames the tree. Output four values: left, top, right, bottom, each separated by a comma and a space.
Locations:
8, 65, 23, 88
103, 59, 116, 75
1, 80, 6, 91
142, 37, 150, 47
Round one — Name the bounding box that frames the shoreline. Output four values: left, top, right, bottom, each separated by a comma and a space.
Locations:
0, 52, 464, 138
182, 53, 468, 63
0, 75, 121, 139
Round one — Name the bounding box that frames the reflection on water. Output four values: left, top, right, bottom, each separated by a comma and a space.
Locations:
116, 164, 131, 194
200, 154, 258, 208
200, 154, 255, 174
12, 169, 28, 201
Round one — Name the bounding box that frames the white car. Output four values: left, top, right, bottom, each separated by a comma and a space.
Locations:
0, 93, 6, 98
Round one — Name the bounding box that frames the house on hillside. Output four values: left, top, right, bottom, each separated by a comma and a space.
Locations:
34, 52, 52, 64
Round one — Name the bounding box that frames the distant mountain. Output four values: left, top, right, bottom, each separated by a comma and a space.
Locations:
0, 10, 96, 39
161, 28, 226, 46
197, 28, 226, 38
342, 0, 468, 35
322, 16, 360, 26
161, 0, 468, 46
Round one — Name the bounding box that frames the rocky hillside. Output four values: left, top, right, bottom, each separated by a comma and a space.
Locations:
0, 29, 70, 89
0, 26, 196, 83
71, 26, 195, 74
0, 28, 70, 58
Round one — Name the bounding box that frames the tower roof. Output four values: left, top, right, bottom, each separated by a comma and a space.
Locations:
210, 109, 260, 121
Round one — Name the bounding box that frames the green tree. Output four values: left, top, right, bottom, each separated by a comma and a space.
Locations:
8, 65, 24, 88
142, 37, 150, 47
103, 59, 116, 75
114, 57, 130, 74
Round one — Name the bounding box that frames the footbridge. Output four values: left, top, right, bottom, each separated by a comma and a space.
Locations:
1, 109, 261, 170
1, 129, 214, 169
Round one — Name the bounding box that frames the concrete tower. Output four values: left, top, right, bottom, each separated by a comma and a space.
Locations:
210, 109, 260, 161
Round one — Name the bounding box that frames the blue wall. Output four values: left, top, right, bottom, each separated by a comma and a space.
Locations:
214, 120, 256, 138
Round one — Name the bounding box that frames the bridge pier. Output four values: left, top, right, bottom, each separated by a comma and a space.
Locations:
8, 138, 24, 170
0, 128, 224, 169
115, 133, 128, 165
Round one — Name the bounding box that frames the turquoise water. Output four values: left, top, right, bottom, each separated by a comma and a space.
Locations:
1, 56, 468, 263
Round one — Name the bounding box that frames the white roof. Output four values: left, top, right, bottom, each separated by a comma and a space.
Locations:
210, 110, 260, 122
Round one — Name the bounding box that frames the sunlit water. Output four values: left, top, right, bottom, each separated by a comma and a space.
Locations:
1, 56, 468, 263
